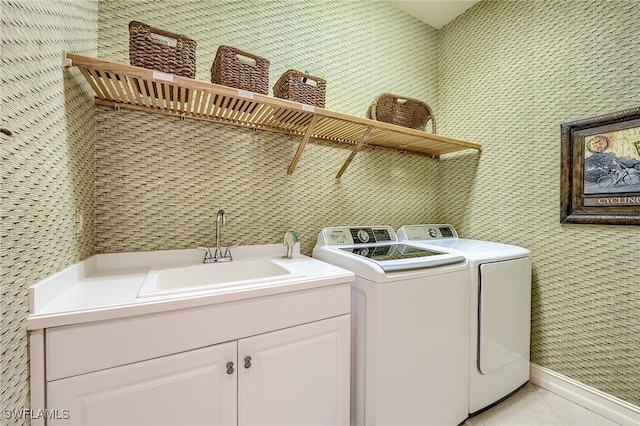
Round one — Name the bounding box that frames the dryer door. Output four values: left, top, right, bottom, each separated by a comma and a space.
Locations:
478, 257, 531, 375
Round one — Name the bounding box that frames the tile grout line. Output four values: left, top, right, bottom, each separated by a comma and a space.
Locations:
532, 383, 569, 426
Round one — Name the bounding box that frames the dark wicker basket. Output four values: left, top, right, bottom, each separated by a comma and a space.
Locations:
128, 21, 196, 78
210, 45, 270, 95
367, 93, 436, 133
273, 70, 326, 108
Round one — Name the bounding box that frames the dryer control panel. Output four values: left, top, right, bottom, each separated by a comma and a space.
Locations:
397, 224, 459, 241
321, 226, 396, 246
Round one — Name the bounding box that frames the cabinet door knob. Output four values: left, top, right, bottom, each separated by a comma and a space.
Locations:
226, 361, 234, 374
244, 356, 252, 369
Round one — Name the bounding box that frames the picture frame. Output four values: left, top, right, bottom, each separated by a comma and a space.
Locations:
560, 107, 640, 225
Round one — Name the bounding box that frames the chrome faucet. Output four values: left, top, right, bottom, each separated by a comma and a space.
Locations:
197, 209, 234, 263
214, 209, 226, 259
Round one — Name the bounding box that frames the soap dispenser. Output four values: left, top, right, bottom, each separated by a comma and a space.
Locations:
283, 231, 300, 259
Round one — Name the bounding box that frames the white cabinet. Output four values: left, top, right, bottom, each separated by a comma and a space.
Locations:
27, 249, 354, 426
238, 316, 350, 425
45, 315, 350, 426
48, 342, 238, 426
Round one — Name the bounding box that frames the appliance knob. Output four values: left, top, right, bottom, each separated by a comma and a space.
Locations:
357, 229, 370, 243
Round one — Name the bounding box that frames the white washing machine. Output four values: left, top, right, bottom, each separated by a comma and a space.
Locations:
313, 226, 470, 426
397, 224, 531, 415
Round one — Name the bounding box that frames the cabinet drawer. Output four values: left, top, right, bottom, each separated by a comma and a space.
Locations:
46, 284, 349, 380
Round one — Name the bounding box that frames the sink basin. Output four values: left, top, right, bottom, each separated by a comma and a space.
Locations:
137, 259, 304, 298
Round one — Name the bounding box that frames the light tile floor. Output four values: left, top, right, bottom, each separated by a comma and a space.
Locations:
463, 383, 621, 426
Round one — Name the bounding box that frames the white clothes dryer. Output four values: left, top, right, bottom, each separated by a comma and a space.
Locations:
397, 224, 531, 415
313, 226, 470, 426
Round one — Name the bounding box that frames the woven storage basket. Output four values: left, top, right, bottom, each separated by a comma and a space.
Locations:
273, 70, 326, 108
211, 45, 270, 95
129, 21, 196, 78
367, 93, 436, 133
129, 21, 196, 102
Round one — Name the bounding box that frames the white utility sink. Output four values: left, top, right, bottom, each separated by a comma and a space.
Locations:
138, 259, 305, 298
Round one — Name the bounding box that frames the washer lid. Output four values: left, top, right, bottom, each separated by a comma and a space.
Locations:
338, 243, 465, 272
314, 226, 466, 273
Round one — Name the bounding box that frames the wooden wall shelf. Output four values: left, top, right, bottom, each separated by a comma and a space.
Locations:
63, 52, 481, 178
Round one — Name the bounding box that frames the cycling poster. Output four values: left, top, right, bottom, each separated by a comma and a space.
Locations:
583, 125, 640, 200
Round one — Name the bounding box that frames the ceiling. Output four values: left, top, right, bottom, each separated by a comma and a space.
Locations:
386, 0, 480, 29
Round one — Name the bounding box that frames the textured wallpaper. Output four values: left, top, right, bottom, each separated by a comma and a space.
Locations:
437, 0, 640, 405
94, 108, 440, 254
95, 0, 443, 254
0, 0, 98, 421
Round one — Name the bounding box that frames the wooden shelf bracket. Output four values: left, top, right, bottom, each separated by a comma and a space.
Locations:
336, 126, 373, 179
287, 115, 320, 175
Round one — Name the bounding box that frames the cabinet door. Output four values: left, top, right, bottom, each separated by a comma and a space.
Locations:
47, 342, 237, 426
238, 315, 350, 426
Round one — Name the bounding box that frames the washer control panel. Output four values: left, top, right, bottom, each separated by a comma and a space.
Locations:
322, 226, 396, 246
396, 224, 458, 241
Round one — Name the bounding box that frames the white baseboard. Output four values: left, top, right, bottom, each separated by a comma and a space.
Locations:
530, 363, 640, 426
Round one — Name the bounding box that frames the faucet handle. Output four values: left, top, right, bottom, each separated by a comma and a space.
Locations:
196, 246, 213, 260
224, 244, 238, 260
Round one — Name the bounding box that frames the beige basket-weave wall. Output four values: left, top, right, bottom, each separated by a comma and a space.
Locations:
0, 0, 98, 422
437, 0, 640, 405
95, 107, 440, 255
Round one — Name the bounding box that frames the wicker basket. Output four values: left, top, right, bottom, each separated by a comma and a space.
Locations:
273, 70, 326, 108
129, 21, 196, 102
128, 21, 196, 78
367, 93, 436, 133
210, 45, 270, 95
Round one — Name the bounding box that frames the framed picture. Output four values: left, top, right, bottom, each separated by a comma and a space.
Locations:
560, 107, 640, 225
